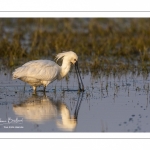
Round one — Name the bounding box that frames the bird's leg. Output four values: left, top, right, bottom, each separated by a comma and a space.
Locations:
32, 86, 37, 95
43, 86, 46, 93
23, 83, 26, 93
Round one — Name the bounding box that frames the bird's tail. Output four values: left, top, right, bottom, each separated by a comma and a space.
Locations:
12, 71, 19, 79
12, 67, 24, 79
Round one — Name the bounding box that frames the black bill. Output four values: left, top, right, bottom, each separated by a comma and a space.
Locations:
75, 61, 84, 92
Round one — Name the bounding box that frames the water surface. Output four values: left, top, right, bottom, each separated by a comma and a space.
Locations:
0, 70, 150, 132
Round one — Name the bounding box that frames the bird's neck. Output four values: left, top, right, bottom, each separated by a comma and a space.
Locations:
60, 60, 71, 78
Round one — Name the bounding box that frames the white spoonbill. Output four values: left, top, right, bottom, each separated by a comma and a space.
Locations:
12, 51, 84, 93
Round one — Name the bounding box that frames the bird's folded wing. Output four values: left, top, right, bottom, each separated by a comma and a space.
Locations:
13, 60, 60, 81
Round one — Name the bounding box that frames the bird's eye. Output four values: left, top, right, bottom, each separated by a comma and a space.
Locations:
74, 59, 76, 62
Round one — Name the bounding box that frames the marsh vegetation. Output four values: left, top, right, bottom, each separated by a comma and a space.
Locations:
0, 18, 150, 77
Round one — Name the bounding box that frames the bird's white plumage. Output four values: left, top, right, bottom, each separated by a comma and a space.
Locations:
12, 51, 79, 92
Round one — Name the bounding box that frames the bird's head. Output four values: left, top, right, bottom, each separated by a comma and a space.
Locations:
70, 54, 78, 64
56, 51, 84, 92
55, 51, 78, 64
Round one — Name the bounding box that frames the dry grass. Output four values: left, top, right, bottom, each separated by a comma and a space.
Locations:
0, 18, 150, 76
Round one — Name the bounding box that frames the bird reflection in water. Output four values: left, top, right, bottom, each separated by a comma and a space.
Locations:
13, 92, 83, 131
13, 95, 57, 123
56, 92, 83, 131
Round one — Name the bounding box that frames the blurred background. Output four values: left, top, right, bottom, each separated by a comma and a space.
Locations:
0, 18, 150, 75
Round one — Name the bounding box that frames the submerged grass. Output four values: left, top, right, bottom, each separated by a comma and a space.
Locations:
0, 18, 150, 76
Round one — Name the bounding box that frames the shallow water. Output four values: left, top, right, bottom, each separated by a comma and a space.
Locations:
0, 70, 150, 132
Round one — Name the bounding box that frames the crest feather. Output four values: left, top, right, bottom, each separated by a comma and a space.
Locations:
55, 51, 73, 62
